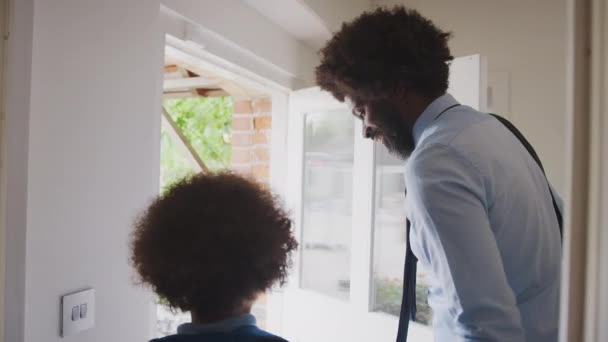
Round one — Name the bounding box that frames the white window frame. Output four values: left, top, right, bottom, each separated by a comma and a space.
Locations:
280, 87, 434, 342
579, 0, 608, 341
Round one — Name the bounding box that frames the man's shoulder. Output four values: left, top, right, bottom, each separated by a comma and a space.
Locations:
418, 105, 491, 143
407, 141, 477, 177
409, 111, 514, 177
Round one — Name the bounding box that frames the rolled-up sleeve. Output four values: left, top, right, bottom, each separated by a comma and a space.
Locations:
405, 143, 526, 341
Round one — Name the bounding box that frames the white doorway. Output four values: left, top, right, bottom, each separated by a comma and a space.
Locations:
149, 24, 292, 337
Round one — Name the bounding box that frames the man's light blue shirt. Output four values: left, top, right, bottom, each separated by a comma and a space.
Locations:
405, 94, 562, 341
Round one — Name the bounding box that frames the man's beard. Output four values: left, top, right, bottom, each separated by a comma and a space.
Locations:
373, 104, 415, 160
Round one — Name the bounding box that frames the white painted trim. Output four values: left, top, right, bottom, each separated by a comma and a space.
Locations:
584, 0, 608, 341
480, 56, 489, 112
0, 0, 8, 338
165, 37, 289, 95
593, 2, 608, 340
163, 76, 219, 91
280, 87, 434, 342
269, 91, 289, 195
350, 120, 375, 311
560, 1, 592, 341
147, 27, 168, 341
159, 3, 315, 91
265, 89, 290, 335
3, 0, 33, 340
284, 86, 349, 296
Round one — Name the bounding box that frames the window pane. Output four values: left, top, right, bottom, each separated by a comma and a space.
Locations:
371, 144, 432, 325
300, 110, 354, 300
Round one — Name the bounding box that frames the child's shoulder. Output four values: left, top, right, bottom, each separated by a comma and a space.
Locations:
233, 325, 288, 342
150, 326, 287, 342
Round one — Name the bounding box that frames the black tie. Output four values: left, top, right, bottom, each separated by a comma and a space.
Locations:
395, 218, 417, 342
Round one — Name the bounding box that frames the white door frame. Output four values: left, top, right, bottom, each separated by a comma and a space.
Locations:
281, 87, 433, 342
3, 0, 33, 340
580, 0, 608, 341
0, 0, 10, 339
559, 1, 590, 341
159, 9, 293, 338
559, 0, 599, 341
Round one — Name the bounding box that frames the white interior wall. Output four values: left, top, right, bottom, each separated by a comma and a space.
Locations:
238, 0, 372, 50
4, 0, 325, 340
0, 0, 8, 337
4, 0, 34, 340
375, 0, 568, 192
240, 0, 333, 50
300, 0, 372, 32
5, 0, 164, 341
162, 0, 320, 89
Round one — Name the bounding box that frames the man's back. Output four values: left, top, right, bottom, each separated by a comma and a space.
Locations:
406, 94, 562, 341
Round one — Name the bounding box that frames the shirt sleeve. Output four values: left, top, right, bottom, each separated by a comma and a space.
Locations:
405, 143, 526, 341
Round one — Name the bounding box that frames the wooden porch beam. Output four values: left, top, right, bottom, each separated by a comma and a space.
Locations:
161, 106, 211, 174
163, 76, 219, 91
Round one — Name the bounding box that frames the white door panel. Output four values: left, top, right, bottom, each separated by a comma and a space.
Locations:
448, 54, 487, 111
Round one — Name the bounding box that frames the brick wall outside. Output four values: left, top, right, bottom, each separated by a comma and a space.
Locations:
230, 97, 272, 327
231, 98, 272, 184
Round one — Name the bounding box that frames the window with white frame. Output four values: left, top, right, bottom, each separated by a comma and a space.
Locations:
300, 110, 354, 301
280, 89, 435, 342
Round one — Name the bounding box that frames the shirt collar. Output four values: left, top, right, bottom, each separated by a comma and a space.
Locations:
177, 314, 257, 335
412, 93, 460, 146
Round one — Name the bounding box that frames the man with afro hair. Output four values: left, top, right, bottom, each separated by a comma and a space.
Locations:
317, 6, 562, 342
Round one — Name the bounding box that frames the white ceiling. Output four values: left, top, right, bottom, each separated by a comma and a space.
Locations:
240, 0, 333, 50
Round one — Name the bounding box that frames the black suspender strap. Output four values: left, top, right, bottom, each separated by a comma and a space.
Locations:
489, 114, 563, 237
396, 112, 563, 342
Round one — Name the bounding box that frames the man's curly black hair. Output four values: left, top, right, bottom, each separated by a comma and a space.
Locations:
131, 172, 297, 320
316, 6, 453, 102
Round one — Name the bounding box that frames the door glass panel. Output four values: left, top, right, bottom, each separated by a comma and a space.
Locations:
371, 143, 432, 325
300, 110, 354, 301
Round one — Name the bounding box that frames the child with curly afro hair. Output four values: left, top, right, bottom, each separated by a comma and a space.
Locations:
131, 172, 297, 342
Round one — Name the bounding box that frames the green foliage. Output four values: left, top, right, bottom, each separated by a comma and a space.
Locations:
374, 277, 433, 325
164, 97, 233, 169
159, 127, 196, 194
160, 97, 233, 193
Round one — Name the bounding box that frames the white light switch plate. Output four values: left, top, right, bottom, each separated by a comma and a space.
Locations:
61, 289, 95, 337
